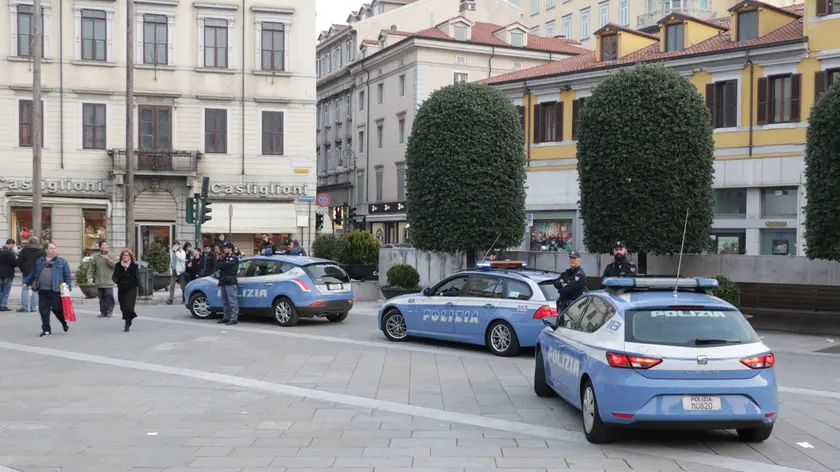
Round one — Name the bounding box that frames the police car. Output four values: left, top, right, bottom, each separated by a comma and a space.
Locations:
377, 261, 563, 356
534, 277, 777, 444
184, 255, 354, 326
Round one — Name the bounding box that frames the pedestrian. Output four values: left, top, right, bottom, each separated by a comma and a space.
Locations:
554, 250, 587, 313
17, 236, 44, 313
87, 241, 117, 318
601, 241, 637, 282
112, 249, 140, 332
288, 240, 307, 256
0, 239, 17, 311
260, 234, 276, 256
186, 248, 202, 281
233, 246, 242, 257
200, 243, 216, 277
23, 243, 72, 337
216, 242, 240, 326
165, 241, 187, 305
213, 245, 222, 260
214, 234, 227, 250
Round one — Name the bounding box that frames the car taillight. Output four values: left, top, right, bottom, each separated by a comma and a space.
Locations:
741, 353, 774, 369
533, 305, 557, 319
606, 352, 662, 369
291, 279, 311, 292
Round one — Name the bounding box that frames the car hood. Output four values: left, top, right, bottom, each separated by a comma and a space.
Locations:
187, 277, 218, 289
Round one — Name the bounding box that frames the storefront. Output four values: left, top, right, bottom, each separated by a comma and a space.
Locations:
365, 201, 407, 245
711, 186, 802, 255
132, 180, 184, 261
525, 210, 579, 252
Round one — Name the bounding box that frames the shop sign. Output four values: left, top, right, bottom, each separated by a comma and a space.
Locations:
0, 177, 106, 193
764, 220, 789, 227
209, 182, 310, 197
369, 201, 406, 214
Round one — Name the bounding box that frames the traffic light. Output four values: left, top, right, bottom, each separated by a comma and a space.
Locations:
186, 197, 198, 224
348, 207, 357, 229
201, 199, 213, 223
333, 207, 342, 227
315, 213, 324, 231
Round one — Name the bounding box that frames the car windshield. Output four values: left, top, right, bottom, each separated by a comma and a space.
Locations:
302, 263, 350, 284
625, 309, 760, 347
538, 281, 559, 301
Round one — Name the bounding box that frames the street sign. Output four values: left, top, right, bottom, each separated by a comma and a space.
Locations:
369, 201, 406, 215
316, 193, 330, 207
525, 212, 533, 227
228, 204, 233, 217
315, 206, 329, 215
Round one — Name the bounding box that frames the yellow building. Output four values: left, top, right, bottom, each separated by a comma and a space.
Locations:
484, 0, 840, 256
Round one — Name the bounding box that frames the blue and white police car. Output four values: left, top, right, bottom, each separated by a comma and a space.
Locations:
378, 261, 563, 356
184, 255, 354, 326
534, 277, 777, 444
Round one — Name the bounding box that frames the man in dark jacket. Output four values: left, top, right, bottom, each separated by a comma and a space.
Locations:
17, 236, 45, 312
217, 242, 240, 326
0, 239, 17, 311
601, 241, 637, 282
554, 250, 587, 312
260, 234, 276, 256
199, 244, 216, 277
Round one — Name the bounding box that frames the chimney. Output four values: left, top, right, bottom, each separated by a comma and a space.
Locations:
459, 0, 477, 14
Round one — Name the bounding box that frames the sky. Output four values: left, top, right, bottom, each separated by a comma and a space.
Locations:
316, 0, 364, 37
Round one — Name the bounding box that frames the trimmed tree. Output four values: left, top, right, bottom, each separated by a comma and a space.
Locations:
577, 64, 715, 271
406, 83, 526, 266
804, 80, 840, 262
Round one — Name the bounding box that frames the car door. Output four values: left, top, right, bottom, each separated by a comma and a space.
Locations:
409, 274, 470, 335
454, 274, 506, 339
239, 260, 290, 311
560, 297, 615, 401
229, 259, 254, 309
546, 296, 591, 399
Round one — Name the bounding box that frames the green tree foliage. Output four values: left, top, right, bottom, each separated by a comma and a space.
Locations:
385, 264, 420, 289
804, 81, 840, 262
311, 234, 344, 261
406, 83, 526, 258
142, 242, 170, 275
577, 64, 715, 255
339, 230, 381, 264
712, 275, 741, 307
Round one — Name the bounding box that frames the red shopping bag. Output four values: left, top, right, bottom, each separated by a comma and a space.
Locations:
60, 283, 77, 322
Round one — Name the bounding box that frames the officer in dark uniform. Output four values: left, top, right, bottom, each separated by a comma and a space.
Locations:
602, 241, 637, 281
216, 242, 240, 325
554, 250, 587, 312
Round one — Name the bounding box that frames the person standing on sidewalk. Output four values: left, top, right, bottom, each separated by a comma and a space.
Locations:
112, 249, 140, 332
199, 244, 216, 277
165, 241, 187, 305
186, 248, 202, 282
23, 243, 72, 337
88, 241, 117, 318
17, 236, 44, 313
217, 242, 240, 325
0, 239, 17, 311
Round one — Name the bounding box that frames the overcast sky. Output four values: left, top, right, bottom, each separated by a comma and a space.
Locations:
316, 0, 365, 37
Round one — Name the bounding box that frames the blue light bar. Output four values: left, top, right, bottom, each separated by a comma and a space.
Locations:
476, 261, 528, 270
603, 277, 720, 289
476, 261, 492, 268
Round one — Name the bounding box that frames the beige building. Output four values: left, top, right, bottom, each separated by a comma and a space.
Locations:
515, 0, 797, 47
1, 0, 316, 265
316, 0, 588, 243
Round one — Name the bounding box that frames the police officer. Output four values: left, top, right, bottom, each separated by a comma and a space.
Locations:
216, 242, 240, 326
602, 241, 637, 280
554, 250, 587, 312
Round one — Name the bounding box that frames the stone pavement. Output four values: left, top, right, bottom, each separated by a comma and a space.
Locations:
0, 303, 838, 472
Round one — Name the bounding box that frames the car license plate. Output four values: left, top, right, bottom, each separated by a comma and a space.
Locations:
682, 396, 721, 411
326, 283, 343, 291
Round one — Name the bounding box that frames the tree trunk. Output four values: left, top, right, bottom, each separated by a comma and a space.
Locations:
638, 252, 648, 275
466, 250, 476, 269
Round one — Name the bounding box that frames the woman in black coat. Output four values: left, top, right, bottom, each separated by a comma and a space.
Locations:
112, 249, 140, 332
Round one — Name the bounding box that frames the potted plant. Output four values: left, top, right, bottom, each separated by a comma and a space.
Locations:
712, 275, 749, 318
75, 258, 99, 299
338, 230, 380, 281
311, 234, 344, 262
142, 242, 171, 291
381, 264, 421, 299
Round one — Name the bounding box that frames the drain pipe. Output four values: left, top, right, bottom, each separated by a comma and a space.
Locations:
746, 48, 754, 157
487, 46, 495, 78
59, 0, 64, 168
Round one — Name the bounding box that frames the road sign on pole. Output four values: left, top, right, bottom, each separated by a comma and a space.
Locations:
525, 212, 534, 227
228, 204, 233, 240
317, 193, 330, 207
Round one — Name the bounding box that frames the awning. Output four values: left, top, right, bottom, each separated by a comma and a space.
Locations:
200, 202, 299, 234
366, 213, 407, 223
5, 196, 111, 218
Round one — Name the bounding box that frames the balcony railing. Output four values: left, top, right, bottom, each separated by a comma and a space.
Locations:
108, 149, 201, 175
637, 0, 717, 29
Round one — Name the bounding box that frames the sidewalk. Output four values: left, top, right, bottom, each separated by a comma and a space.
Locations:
5, 282, 182, 306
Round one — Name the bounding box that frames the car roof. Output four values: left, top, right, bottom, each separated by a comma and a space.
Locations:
453, 269, 556, 284
243, 255, 336, 265
594, 290, 736, 312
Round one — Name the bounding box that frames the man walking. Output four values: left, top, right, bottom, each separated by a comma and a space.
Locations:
87, 241, 117, 317
0, 239, 17, 311
217, 242, 240, 325
23, 243, 73, 337
17, 236, 44, 312
166, 241, 187, 305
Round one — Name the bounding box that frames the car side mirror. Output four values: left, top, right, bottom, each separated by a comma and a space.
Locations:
422, 287, 431, 296
542, 316, 559, 329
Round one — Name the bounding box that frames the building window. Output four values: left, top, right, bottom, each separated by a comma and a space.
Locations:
530, 219, 573, 251
708, 233, 746, 255
359, 130, 365, 152
399, 75, 405, 96
138, 105, 172, 150
357, 171, 365, 202
83, 209, 108, 257
454, 25, 468, 40
19, 100, 43, 148
761, 229, 796, 256
547, 0, 556, 8
396, 166, 405, 201
261, 111, 284, 155
453, 72, 468, 84
815, 69, 840, 100
377, 123, 383, 148
261, 22, 285, 71
761, 187, 798, 218
600, 34, 618, 61
510, 32, 524, 47
563, 15, 572, 38
398, 118, 405, 143
816, 0, 840, 16
620, 0, 629, 25
203, 18, 228, 68
533, 101, 563, 143
204, 109, 227, 153
580, 9, 590, 39
142, 14, 168, 65
82, 103, 106, 149
81, 9, 107, 61
665, 22, 684, 52
530, 25, 540, 35
359, 90, 365, 110
531, 0, 539, 14
758, 74, 801, 125
713, 188, 746, 217
16, 5, 44, 58
572, 97, 586, 140
737, 10, 758, 41
706, 80, 738, 129
375, 168, 383, 202
377, 83, 384, 103
546, 20, 555, 38
599, 3, 609, 27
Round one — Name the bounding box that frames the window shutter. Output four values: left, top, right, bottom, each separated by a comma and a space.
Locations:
555, 101, 564, 141
724, 80, 738, 128
705, 83, 716, 127
572, 99, 580, 140
533, 103, 542, 144
814, 71, 829, 102
790, 73, 802, 122
817, 0, 829, 16
517, 105, 526, 139
756, 77, 768, 125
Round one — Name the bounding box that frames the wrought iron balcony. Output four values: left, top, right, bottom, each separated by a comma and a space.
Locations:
637, 0, 717, 29
108, 149, 201, 176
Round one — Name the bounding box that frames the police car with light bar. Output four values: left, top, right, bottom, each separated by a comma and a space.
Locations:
534, 277, 777, 443
184, 255, 354, 326
378, 261, 563, 356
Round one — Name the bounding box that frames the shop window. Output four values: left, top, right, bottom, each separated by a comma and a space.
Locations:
761, 229, 796, 256
708, 233, 745, 254
761, 187, 797, 218
530, 219, 573, 251
83, 209, 108, 256
12, 208, 52, 244
714, 188, 746, 218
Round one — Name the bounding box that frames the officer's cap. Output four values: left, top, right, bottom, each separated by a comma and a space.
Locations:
614, 241, 626, 249
568, 250, 581, 259
224, 242, 235, 249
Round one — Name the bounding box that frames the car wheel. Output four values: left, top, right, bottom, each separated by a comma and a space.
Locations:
272, 297, 299, 327
189, 292, 213, 319
581, 379, 614, 444
382, 309, 408, 341
534, 348, 556, 397
737, 425, 773, 442
486, 320, 520, 357
326, 312, 348, 322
